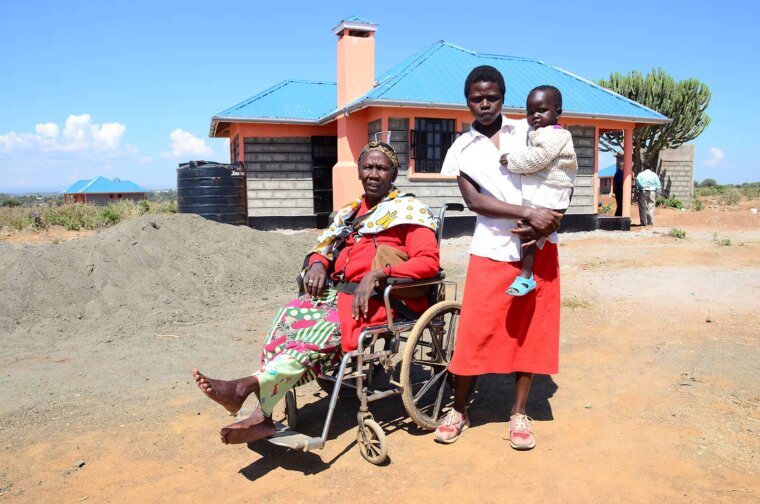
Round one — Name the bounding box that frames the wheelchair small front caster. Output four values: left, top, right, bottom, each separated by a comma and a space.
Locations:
284, 390, 297, 430
357, 418, 387, 465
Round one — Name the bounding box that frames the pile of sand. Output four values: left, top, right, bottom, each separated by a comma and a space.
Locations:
0, 214, 316, 340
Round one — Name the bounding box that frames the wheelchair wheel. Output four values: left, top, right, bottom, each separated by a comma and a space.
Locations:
400, 300, 461, 430
357, 418, 388, 465
284, 391, 297, 430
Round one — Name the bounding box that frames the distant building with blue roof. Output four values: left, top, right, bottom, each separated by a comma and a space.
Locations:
63, 176, 147, 205
598, 164, 618, 195
210, 17, 669, 230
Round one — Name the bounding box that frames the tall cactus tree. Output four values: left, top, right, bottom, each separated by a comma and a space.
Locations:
597, 69, 711, 174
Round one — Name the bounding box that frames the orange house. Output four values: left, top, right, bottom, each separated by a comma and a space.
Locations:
209, 17, 668, 230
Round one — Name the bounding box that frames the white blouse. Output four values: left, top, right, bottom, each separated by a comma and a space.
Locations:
441, 116, 558, 262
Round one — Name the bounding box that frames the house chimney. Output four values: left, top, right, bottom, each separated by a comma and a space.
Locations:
333, 17, 377, 108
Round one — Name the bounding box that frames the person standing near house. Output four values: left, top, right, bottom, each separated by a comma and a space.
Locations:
635, 164, 661, 225
613, 153, 625, 217
434, 65, 562, 450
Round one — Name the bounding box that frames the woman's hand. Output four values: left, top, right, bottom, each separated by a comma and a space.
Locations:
511, 220, 541, 247
352, 270, 386, 320
524, 207, 562, 236
304, 262, 328, 298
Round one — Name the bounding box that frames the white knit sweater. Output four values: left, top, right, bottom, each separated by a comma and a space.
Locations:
505, 126, 577, 188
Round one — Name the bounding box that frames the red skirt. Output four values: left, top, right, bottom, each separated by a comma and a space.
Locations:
449, 243, 560, 375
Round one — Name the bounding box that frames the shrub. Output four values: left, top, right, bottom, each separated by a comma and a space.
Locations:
738, 184, 760, 200
656, 196, 683, 209
599, 203, 612, 215
717, 187, 741, 206
692, 196, 704, 211
101, 206, 121, 225
712, 234, 731, 246
138, 199, 150, 214
669, 228, 687, 239
1, 199, 21, 207
695, 186, 719, 197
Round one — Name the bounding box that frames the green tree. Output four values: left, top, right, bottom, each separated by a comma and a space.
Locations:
1, 198, 21, 207
597, 69, 711, 174
700, 178, 717, 187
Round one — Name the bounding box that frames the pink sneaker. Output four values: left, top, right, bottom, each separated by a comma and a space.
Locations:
509, 413, 536, 450
434, 409, 469, 444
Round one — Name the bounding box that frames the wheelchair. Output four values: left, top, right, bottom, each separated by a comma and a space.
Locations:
262, 202, 465, 465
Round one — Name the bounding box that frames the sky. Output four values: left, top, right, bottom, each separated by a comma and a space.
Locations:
1, 0, 756, 192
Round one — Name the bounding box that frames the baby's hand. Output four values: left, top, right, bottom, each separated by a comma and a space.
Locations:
499, 153, 509, 166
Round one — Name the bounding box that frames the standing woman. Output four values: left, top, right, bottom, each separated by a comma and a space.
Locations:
434, 66, 563, 450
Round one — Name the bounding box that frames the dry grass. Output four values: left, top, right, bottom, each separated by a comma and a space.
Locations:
561, 296, 592, 309
0, 200, 176, 231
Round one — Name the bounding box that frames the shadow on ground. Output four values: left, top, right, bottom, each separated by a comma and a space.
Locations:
238, 373, 558, 479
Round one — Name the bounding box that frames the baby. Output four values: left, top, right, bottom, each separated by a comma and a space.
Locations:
500, 85, 577, 296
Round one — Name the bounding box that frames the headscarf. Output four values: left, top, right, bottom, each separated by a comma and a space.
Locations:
359, 141, 399, 172
309, 142, 435, 263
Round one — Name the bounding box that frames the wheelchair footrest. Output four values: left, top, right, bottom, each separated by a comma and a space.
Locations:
267, 422, 324, 451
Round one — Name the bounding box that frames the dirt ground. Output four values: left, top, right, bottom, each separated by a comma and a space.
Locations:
1, 201, 758, 503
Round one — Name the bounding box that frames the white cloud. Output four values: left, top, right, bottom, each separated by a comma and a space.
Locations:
161, 129, 214, 159
34, 122, 59, 138
92, 122, 127, 150
0, 114, 132, 154
0, 115, 145, 191
703, 147, 725, 168
0, 131, 31, 150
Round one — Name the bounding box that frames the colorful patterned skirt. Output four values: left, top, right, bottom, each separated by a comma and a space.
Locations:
253, 289, 342, 416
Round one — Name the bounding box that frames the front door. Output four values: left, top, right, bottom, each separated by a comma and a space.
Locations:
311, 136, 337, 216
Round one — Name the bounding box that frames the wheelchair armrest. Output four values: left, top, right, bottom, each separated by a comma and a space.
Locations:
386, 271, 445, 286
382, 273, 446, 333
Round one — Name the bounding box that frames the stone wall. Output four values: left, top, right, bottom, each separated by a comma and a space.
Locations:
85, 194, 144, 206
658, 145, 694, 205
381, 122, 598, 230
243, 137, 314, 217
566, 125, 595, 216
368, 117, 410, 170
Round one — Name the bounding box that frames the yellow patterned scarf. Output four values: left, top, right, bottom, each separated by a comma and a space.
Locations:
310, 186, 437, 263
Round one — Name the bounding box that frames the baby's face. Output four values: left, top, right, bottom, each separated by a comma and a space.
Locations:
526, 90, 560, 130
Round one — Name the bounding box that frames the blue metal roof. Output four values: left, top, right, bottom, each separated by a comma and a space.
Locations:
210, 41, 668, 135
214, 80, 337, 122
343, 16, 375, 24
63, 176, 147, 194
360, 42, 668, 122
598, 164, 617, 178
64, 179, 91, 193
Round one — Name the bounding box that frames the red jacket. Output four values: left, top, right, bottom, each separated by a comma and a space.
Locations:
309, 198, 440, 351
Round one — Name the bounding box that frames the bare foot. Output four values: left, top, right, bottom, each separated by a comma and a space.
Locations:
192, 368, 256, 414
219, 413, 277, 444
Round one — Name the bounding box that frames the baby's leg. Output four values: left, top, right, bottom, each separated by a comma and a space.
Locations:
506, 243, 538, 296
519, 243, 536, 279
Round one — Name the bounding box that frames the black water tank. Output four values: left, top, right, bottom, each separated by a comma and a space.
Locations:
177, 161, 247, 225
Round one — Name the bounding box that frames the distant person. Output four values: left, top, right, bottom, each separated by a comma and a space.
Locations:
192, 141, 439, 444
499, 85, 577, 296
635, 164, 661, 225
613, 153, 624, 217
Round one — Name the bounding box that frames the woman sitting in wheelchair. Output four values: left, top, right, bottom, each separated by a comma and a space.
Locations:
193, 141, 440, 444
